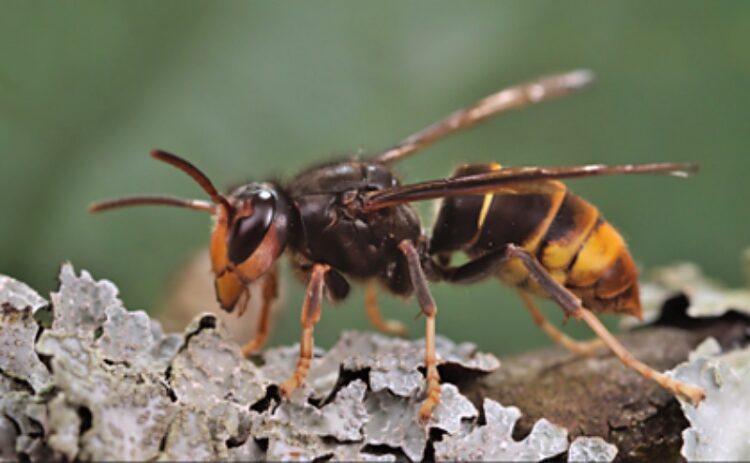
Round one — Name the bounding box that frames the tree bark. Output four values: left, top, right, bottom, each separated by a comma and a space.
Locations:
450, 311, 749, 461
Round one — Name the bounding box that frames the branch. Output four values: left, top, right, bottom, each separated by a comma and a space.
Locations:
458, 314, 749, 460
0, 263, 748, 462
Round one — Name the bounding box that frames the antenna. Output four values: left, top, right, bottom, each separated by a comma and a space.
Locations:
88, 150, 231, 215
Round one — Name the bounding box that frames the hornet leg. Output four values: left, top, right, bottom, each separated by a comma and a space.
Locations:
517, 289, 604, 356
241, 264, 279, 357
438, 249, 604, 357
279, 264, 328, 397
365, 282, 408, 337
505, 244, 706, 405
399, 240, 441, 422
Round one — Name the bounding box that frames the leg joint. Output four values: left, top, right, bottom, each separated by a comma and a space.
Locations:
507, 245, 581, 316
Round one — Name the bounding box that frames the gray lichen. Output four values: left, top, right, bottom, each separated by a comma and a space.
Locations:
96, 304, 182, 373
46, 395, 80, 461
259, 330, 499, 400
23, 262, 750, 461
37, 330, 176, 461
253, 379, 380, 461
433, 399, 570, 461
0, 275, 47, 314
667, 337, 750, 461
364, 383, 478, 461
0, 305, 52, 393
50, 264, 121, 337
567, 436, 618, 462
169, 316, 268, 408
631, 261, 750, 328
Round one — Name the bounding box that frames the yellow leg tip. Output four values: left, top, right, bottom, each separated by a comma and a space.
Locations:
418, 387, 441, 424
418, 399, 438, 424
241, 339, 264, 358
681, 384, 707, 406
279, 378, 299, 398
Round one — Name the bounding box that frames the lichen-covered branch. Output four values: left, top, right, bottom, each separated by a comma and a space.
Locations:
459, 316, 749, 460
1, 262, 749, 462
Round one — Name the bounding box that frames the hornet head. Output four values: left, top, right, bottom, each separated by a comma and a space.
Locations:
89, 150, 293, 312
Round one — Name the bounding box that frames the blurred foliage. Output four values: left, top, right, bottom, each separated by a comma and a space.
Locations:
1, 1, 749, 354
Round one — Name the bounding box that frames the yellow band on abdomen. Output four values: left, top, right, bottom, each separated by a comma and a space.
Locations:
568, 221, 625, 288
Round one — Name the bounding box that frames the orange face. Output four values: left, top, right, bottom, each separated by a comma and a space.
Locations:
209, 186, 288, 312
86, 151, 290, 313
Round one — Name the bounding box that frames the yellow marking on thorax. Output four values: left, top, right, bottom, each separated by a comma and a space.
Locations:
468, 162, 502, 246
476, 193, 494, 230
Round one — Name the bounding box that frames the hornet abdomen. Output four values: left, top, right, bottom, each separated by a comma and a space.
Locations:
429, 163, 642, 318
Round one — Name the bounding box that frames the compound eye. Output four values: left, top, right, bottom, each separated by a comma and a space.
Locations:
227, 191, 276, 265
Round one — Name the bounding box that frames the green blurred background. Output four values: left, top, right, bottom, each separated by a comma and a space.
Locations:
1, 1, 749, 354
